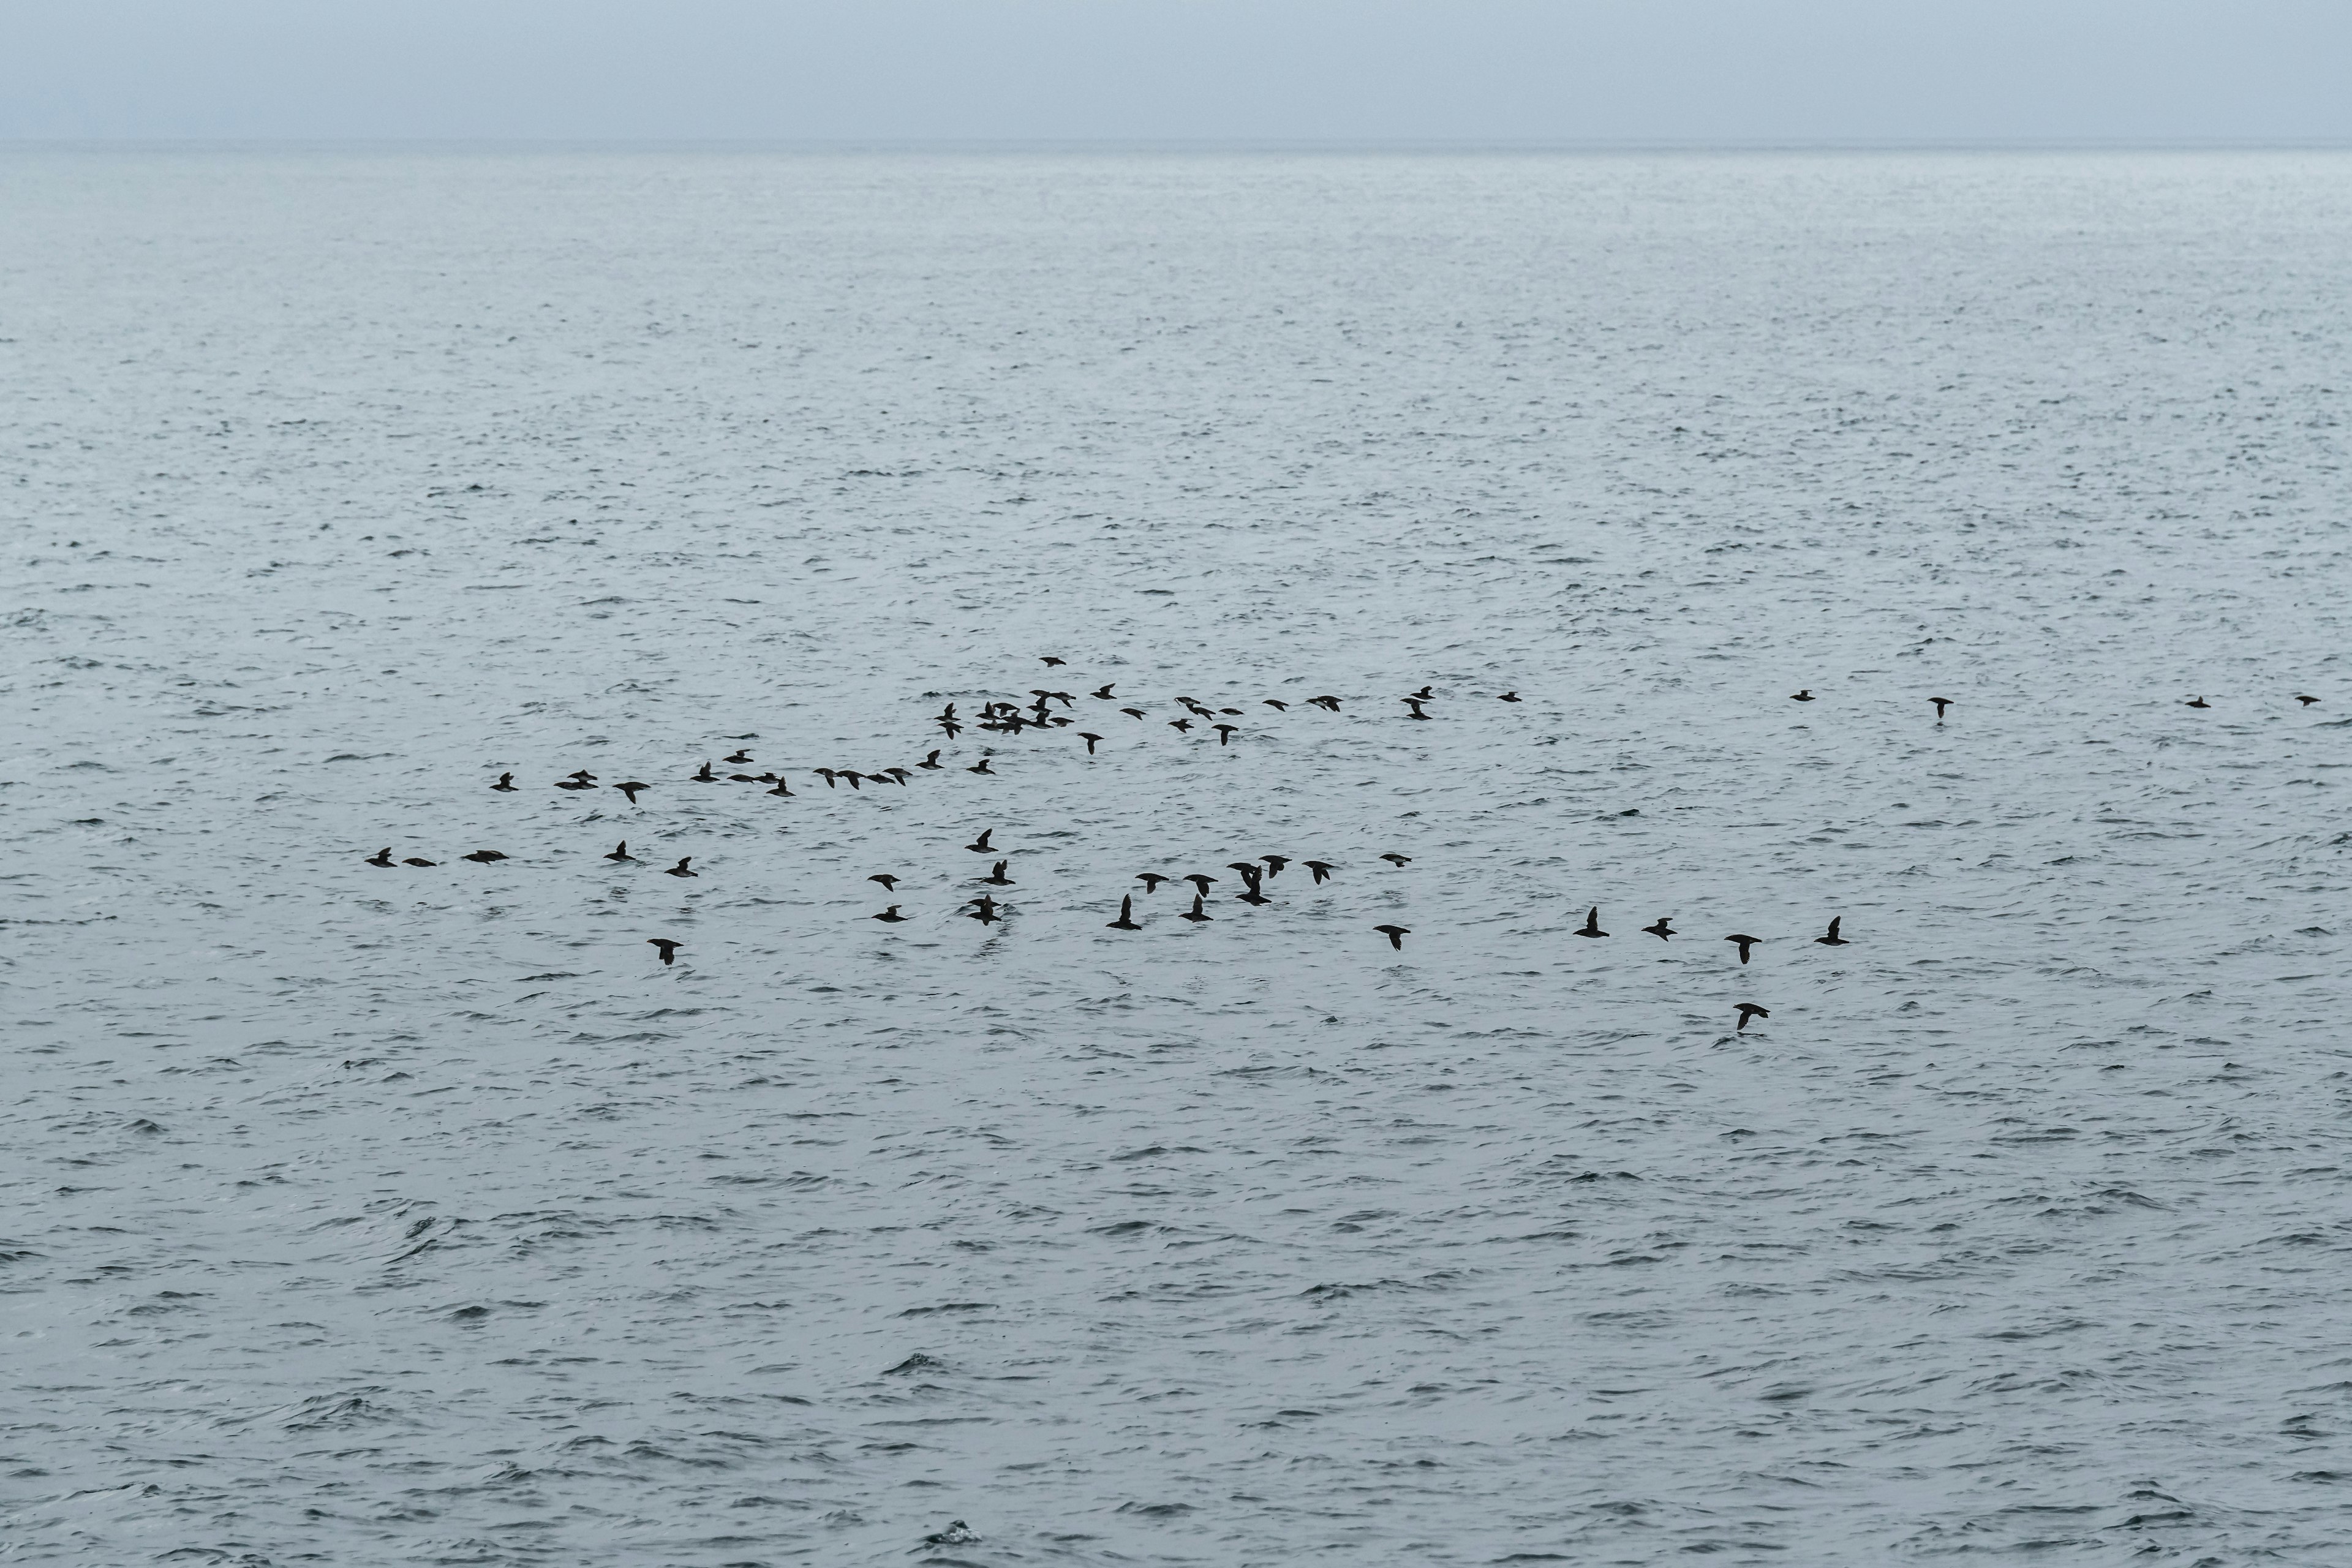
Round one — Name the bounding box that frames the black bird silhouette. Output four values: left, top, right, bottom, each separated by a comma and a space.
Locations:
723, 749, 752, 764
1119, 707, 1147, 720
984, 860, 1014, 886
965, 895, 1000, 925
605, 842, 637, 863
1725, 933, 1760, 965
1168, 718, 1193, 733
1403, 699, 1430, 720
1790, 689, 1814, 703
1497, 692, 1520, 703
1308, 695, 1341, 712
1137, 872, 1170, 894
1091, 684, 1116, 699
2184, 696, 2209, 709
1814, 917, 1848, 946
840, 771, 865, 790
872, 905, 907, 923
1643, 918, 1674, 940
647, 938, 682, 966
1078, 732, 1103, 754
766, 778, 792, 796
1374, 923, 1409, 950
1040, 655, 1066, 666
692, 760, 717, 782
2297, 694, 2321, 707
402, 856, 436, 867
365, 848, 395, 867
1380, 853, 1412, 867
1735, 1003, 1769, 1033
1263, 698, 1289, 711
967, 758, 994, 774
918, 750, 943, 769
491, 772, 517, 791
1107, 896, 1141, 930
567, 769, 597, 783
1214, 724, 1238, 744
556, 776, 594, 790
1409, 685, 1434, 701
1182, 873, 1217, 895
1304, 860, 1335, 884
462, 850, 508, 864
727, 773, 759, 783
1178, 894, 1212, 924
1575, 907, 1607, 938
1931, 697, 1952, 719
1261, 854, 1288, 878
966, 829, 994, 853
663, 857, 697, 878
869, 873, 899, 891
614, 781, 647, 804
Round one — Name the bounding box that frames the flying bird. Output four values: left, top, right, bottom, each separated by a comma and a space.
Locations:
918, 750, 943, 769
2296, 694, 2320, 707
1182, 873, 1217, 895
2184, 696, 2209, 709
614, 781, 647, 804
491, 773, 517, 791
1261, 854, 1288, 878
723, 750, 753, 765
1642, 918, 1674, 940
966, 829, 994, 853
555, 776, 594, 791
647, 938, 682, 966
1137, 872, 1170, 894
1724, 933, 1760, 965
1091, 684, 1116, 699
1214, 724, 1238, 744
869, 873, 899, 891
1931, 697, 1952, 719
663, 857, 698, 878
1107, 896, 1141, 930
691, 760, 717, 782
1575, 907, 1607, 938
364, 848, 395, 867
1078, 732, 1103, 754
1308, 695, 1341, 712
1304, 861, 1335, 884
964, 895, 1000, 925
1814, 917, 1848, 946
1373, 924, 1409, 950
1168, 718, 1193, 733
604, 842, 637, 863
1379, 853, 1412, 867
1735, 1003, 1769, 1033
401, 856, 437, 867
461, 850, 508, 864
1790, 689, 1814, 703
983, 860, 1014, 886
872, 905, 908, 923
1263, 698, 1289, 711
967, 758, 994, 774
1178, 894, 1213, 924
1403, 699, 1430, 720
1040, 656, 1066, 667
1496, 692, 1520, 703
1120, 707, 1147, 720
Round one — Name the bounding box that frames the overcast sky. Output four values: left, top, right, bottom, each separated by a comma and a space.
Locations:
2, 0, 2346, 145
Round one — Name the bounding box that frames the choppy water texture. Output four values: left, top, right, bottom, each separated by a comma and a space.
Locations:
5, 148, 2352, 1566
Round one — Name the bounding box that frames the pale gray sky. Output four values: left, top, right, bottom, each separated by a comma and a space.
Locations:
2, 0, 2346, 145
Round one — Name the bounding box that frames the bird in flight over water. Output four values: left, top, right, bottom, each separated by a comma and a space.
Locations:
1735, 1003, 1769, 1032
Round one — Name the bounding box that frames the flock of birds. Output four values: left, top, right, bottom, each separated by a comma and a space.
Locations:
359, 663, 2325, 1035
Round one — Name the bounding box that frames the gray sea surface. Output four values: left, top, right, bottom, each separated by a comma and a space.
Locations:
4, 147, 2352, 1566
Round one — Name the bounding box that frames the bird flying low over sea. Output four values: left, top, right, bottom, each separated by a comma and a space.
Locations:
1178, 894, 1212, 924
1137, 872, 1169, 894
983, 860, 1014, 886
462, 850, 508, 864
872, 905, 907, 923
1107, 896, 1140, 930
918, 750, 943, 769
1120, 707, 1147, 720
1091, 684, 1115, 699
1380, 853, 1412, 867
965, 895, 1001, 924
648, 938, 682, 966
1814, 917, 1847, 946
1169, 718, 1193, 733
663, 857, 697, 878
1304, 861, 1334, 883
1931, 697, 1952, 719
2185, 696, 2209, 709
1643, 918, 1674, 940
1576, 907, 1607, 938
614, 781, 647, 803
1308, 695, 1341, 711
491, 773, 516, 791
1735, 1003, 1769, 1032
605, 842, 636, 863
1725, 933, 1760, 964
2297, 694, 2321, 707
365, 848, 395, 867
1182, 873, 1216, 895
1078, 732, 1103, 753
1791, 690, 1814, 703
1214, 724, 1238, 744
1041, 655, 1066, 666
967, 758, 994, 774
869, 873, 899, 891
1374, 924, 1409, 950
1261, 855, 1287, 878
1496, 692, 1520, 703
967, 829, 993, 853
723, 749, 752, 764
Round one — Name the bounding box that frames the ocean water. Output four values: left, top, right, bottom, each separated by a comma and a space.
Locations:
4, 147, 2351, 1566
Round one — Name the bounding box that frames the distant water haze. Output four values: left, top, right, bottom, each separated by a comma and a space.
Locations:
2, 1, 2350, 143
5, 146, 2351, 1562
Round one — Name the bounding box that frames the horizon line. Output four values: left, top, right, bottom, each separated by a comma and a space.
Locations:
6, 134, 2352, 156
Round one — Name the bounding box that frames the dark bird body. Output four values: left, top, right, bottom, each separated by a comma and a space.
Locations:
1643, 918, 1674, 940
663, 857, 697, 878
1137, 872, 1170, 894
1304, 861, 1334, 884
966, 829, 993, 854
648, 938, 682, 965
1735, 1003, 1769, 1032
1814, 917, 1848, 946
365, 848, 395, 867
1374, 923, 1409, 950
1107, 896, 1140, 930
1178, 894, 1212, 924
872, 905, 907, 923
614, 781, 647, 804
605, 842, 637, 863
1576, 907, 1607, 938
462, 850, 508, 864
491, 773, 517, 791
1725, 933, 1760, 965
